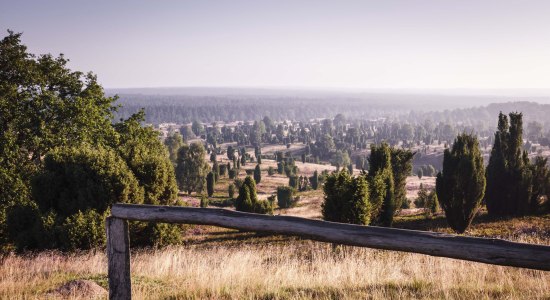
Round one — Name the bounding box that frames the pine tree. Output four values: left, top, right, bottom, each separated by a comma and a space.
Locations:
254, 164, 262, 184
436, 133, 485, 233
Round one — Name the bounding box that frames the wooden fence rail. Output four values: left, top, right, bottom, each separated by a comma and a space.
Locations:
106, 203, 550, 299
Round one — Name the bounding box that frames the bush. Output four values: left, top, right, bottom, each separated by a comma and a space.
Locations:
219, 164, 227, 176
200, 195, 209, 208
235, 176, 272, 214
322, 171, 371, 225
228, 184, 236, 198
228, 169, 237, 179
268, 166, 275, 176
254, 164, 262, 184
436, 133, 485, 233
277, 162, 284, 174
32, 145, 144, 218
309, 170, 319, 190
61, 209, 107, 251
206, 172, 215, 197
289, 176, 299, 189
277, 186, 296, 208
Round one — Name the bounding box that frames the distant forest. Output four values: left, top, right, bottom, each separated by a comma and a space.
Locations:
113, 92, 550, 132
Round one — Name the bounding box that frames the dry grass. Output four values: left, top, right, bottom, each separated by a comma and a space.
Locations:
1, 239, 549, 300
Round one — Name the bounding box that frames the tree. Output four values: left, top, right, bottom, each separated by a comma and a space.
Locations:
254, 164, 262, 184
390, 148, 414, 212
289, 175, 299, 189
113, 111, 178, 205
277, 186, 295, 208
27, 145, 145, 250
1, 32, 119, 247
436, 133, 486, 233
175, 142, 210, 194
529, 156, 550, 213
414, 183, 429, 208
310, 170, 319, 190
228, 184, 236, 198
485, 112, 532, 216
322, 170, 371, 225
206, 172, 215, 197
417, 168, 423, 179
191, 120, 204, 137
227, 146, 235, 160
235, 176, 272, 214
164, 132, 184, 165
368, 143, 395, 226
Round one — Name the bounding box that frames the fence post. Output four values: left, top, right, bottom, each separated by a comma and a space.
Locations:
106, 216, 131, 300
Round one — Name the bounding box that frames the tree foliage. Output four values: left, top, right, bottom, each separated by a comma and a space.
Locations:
322, 171, 371, 225
436, 133, 486, 233
175, 142, 210, 194
485, 112, 532, 216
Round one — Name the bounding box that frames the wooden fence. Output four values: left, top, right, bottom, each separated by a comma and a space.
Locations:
106, 203, 550, 299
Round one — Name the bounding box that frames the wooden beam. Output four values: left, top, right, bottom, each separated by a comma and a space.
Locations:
111, 203, 550, 271
106, 216, 132, 300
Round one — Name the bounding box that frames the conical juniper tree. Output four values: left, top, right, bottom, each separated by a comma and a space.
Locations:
368, 143, 395, 226
436, 133, 485, 233
485, 112, 532, 216
322, 170, 371, 225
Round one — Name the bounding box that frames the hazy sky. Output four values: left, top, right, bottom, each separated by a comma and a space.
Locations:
1, 0, 550, 89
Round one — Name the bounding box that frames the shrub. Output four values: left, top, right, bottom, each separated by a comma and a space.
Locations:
277, 162, 284, 174
289, 176, 299, 189
32, 145, 144, 218
219, 164, 227, 176
206, 172, 215, 197
322, 171, 371, 225
268, 166, 275, 176
200, 195, 209, 208
309, 170, 319, 190
228, 184, 236, 198
61, 209, 107, 251
228, 168, 237, 179
436, 133, 485, 233
235, 176, 272, 214
277, 186, 296, 208
254, 164, 262, 184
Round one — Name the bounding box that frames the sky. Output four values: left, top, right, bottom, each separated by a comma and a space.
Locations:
1, 0, 550, 90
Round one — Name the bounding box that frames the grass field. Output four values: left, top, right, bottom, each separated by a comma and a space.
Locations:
1, 155, 549, 299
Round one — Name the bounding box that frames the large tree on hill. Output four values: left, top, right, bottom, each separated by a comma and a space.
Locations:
485, 112, 532, 216
175, 142, 210, 195
436, 133, 486, 233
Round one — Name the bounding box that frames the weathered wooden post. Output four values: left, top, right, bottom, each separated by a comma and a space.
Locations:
106, 216, 131, 300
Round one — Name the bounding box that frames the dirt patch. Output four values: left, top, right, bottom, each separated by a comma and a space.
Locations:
47, 279, 107, 299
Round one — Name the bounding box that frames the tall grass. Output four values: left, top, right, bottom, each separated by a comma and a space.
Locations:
1, 240, 548, 299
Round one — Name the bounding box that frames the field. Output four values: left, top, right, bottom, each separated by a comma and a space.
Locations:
2, 146, 549, 299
